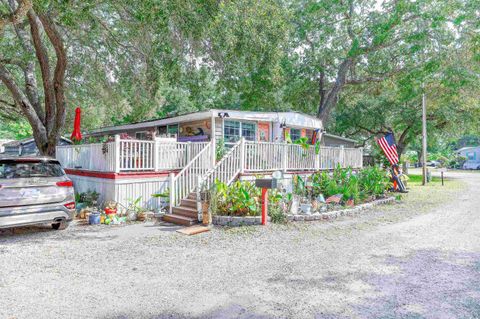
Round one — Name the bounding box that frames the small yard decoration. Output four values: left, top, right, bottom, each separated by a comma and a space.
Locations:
375, 132, 407, 193
209, 165, 393, 226
151, 190, 170, 213
127, 196, 146, 221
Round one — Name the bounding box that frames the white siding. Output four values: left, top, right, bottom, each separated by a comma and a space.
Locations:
68, 174, 169, 212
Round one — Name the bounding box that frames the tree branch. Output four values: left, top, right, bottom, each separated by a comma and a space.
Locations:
0, 63, 46, 140
27, 9, 55, 132
0, 0, 31, 32
37, 13, 67, 145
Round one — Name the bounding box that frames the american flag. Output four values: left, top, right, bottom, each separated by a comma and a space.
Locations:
376, 132, 399, 165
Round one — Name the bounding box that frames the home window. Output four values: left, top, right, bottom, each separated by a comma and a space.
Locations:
135, 131, 148, 140
157, 126, 167, 135
157, 125, 178, 137
241, 122, 256, 141
223, 121, 257, 142
290, 128, 301, 141
167, 124, 178, 136
224, 120, 241, 142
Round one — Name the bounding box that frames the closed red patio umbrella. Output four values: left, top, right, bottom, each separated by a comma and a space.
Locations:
71, 107, 82, 142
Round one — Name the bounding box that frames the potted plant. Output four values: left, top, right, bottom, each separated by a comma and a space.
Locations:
152, 189, 170, 215
126, 196, 145, 221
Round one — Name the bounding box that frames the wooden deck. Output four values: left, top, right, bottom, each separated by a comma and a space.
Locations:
56, 137, 363, 218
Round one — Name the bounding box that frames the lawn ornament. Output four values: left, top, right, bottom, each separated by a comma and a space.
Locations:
376, 132, 407, 193
326, 194, 343, 204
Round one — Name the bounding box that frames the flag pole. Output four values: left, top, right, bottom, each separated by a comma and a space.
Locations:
422, 82, 428, 186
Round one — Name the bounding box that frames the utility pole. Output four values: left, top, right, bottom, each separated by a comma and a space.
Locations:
422, 83, 428, 185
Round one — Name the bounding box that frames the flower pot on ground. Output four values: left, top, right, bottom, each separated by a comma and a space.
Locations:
126, 196, 146, 222
300, 203, 313, 215
127, 210, 137, 221
136, 211, 149, 221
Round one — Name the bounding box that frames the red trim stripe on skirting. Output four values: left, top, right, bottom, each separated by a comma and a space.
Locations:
64, 169, 176, 180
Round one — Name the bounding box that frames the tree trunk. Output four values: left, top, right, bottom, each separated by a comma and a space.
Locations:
318, 57, 354, 123
0, 5, 67, 157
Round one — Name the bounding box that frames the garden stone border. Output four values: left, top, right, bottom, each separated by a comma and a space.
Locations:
212, 197, 395, 226
212, 215, 271, 226
287, 196, 396, 222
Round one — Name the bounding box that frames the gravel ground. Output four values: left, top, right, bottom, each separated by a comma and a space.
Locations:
1, 170, 479, 319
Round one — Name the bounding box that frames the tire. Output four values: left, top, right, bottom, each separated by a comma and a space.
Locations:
52, 220, 69, 230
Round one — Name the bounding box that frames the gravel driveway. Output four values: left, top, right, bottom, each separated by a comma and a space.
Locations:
1, 170, 479, 319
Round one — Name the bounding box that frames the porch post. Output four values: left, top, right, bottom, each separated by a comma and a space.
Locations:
314, 148, 320, 171
282, 142, 288, 173
114, 134, 121, 173
186, 141, 192, 163
239, 137, 245, 174
153, 137, 160, 171
169, 172, 175, 214
210, 112, 216, 167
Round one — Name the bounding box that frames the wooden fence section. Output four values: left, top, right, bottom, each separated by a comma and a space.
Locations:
56, 138, 209, 173
56, 137, 363, 174
243, 141, 362, 172
56, 143, 116, 172
119, 139, 155, 171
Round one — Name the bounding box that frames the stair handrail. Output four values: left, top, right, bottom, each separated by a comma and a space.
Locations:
195, 139, 244, 221
169, 141, 212, 213
202, 138, 242, 187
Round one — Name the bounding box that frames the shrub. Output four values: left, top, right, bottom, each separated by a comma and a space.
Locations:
310, 165, 390, 204
211, 180, 260, 216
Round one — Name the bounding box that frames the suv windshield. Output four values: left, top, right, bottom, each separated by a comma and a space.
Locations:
0, 160, 64, 179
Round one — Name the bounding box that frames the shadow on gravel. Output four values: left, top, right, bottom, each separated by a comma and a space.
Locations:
106, 304, 273, 319
0, 223, 120, 244
352, 249, 480, 319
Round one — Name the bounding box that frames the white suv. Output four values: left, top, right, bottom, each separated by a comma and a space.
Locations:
0, 156, 75, 230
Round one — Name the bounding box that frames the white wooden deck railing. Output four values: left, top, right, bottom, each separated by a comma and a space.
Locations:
56, 143, 116, 171
56, 136, 209, 173
243, 141, 362, 172
154, 142, 208, 170
57, 136, 362, 177
169, 142, 212, 212
118, 139, 155, 171
202, 139, 242, 190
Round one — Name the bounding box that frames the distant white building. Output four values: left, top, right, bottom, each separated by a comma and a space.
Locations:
456, 146, 480, 170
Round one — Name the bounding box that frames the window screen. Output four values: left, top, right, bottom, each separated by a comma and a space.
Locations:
241, 122, 256, 141
167, 125, 178, 136
224, 121, 240, 142
290, 128, 301, 142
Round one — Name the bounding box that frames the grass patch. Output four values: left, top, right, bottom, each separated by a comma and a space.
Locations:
408, 174, 442, 184
400, 174, 464, 212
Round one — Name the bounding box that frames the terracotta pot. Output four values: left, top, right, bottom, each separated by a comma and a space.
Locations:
137, 212, 146, 221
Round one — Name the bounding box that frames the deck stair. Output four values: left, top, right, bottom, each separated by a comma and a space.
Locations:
162, 141, 212, 226
162, 193, 198, 226
162, 140, 243, 226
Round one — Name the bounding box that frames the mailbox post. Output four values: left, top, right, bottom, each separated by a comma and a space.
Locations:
261, 188, 268, 225
255, 178, 278, 226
